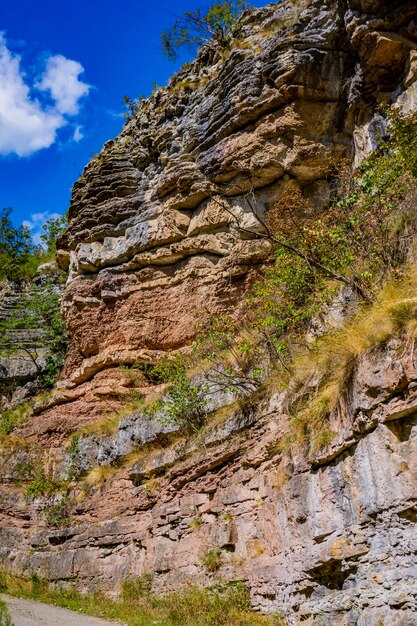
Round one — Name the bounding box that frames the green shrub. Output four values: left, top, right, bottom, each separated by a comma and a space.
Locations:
25, 469, 63, 499
121, 573, 154, 599
0, 403, 31, 437
245, 110, 417, 366
201, 547, 223, 572
44, 493, 69, 527
144, 356, 208, 433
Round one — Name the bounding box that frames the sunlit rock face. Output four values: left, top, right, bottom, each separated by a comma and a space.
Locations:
3, 339, 417, 625
1, 1, 417, 624
56, 0, 417, 390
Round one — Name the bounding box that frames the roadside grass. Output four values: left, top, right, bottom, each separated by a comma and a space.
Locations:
0, 598, 12, 626
0, 570, 285, 625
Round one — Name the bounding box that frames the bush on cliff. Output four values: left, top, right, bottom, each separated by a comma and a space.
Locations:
230, 110, 417, 364
181, 109, 417, 452
161, 0, 251, 60
143, 355, 209, 433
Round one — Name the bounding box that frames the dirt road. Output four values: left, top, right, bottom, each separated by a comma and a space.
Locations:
2, 595, 120, 626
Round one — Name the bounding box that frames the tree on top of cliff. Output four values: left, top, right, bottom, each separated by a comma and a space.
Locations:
160, 0, 251, 61
40, 213, 67, 258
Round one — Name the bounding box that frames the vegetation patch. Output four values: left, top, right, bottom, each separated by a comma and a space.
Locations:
0, 569, 285, 625
0, 598, 12, 626
0, 402, 32, 439
161, 0, 251, 61
285, 261, 417, 453
25, 467, 65, 499
201, 547, 223, 572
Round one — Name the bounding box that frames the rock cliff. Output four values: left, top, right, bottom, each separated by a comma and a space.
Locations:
1, 0, 417, 624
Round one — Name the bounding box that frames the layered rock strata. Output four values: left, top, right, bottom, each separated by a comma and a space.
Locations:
57, 0, 417, 390
2, 338, 417, 625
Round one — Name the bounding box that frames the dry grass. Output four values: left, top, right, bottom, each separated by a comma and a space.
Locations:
270, 463, 291, 492
83, 465, 119, 488
285, 263, 417, 453
77, 388, 162, 438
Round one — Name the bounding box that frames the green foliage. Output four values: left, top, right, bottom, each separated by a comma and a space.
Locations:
144, 355, 208, 433
44, 493, 70, 527
201, 547, 223, 572
0, 599, 12, 626
122, 95, 144, 121
387, 107, 417, 177
39, 214, 67, 258
161, 0, 250, 60
0, 568, 282, 625
0, 209, 66, 281
247, 109, 417, 366
0, 402, 31, 437
25, 468, 63, 499
0, 207, 37, 281
121, 573, 154, 599
0, 278, 69, 389
30, 573, 47, 595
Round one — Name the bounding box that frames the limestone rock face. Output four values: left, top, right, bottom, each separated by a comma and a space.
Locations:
1, 1, 417, 625
3, 342, 417, 625
56, 0, 417, 389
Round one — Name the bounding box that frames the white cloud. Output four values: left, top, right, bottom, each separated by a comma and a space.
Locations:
23, 211, 61, 245
36, 55, 90, 115
0, 33, 90, 157
73, 124, 84, 142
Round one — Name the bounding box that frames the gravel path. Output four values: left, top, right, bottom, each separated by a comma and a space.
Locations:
1, 595, 120, 626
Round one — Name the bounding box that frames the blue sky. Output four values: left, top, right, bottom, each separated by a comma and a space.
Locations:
0, 0, 265, 242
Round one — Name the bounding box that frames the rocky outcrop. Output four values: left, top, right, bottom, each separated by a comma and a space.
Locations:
1, 1, 417, 625
56, 0, 417, 389
2, 338, 417, 625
